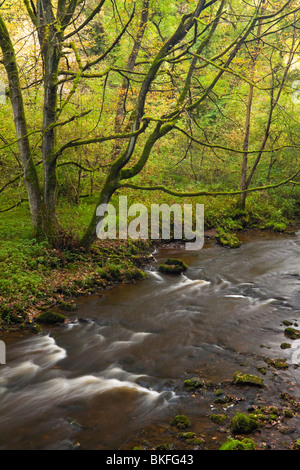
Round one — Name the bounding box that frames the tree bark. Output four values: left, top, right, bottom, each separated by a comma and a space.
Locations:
0, 14, 42, 234
36, 0, 64, 242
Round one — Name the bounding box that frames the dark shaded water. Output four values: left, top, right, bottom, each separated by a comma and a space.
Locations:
1, 232, 300, 450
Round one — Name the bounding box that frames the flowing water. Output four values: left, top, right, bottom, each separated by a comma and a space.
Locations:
1, 231, 300, 450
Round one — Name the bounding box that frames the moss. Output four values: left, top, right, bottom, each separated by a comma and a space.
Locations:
170, 414, 191, 429
268, 414, 278, 421
249, 413, 266, 422
35, 310, 66, 324
282, 320, 293, 326
265, 358, 289, 369
219, 438, 256, 451
268, 406, 279, 415
291, 439, 300, 450
231, 412, 259, 434
165, 258, 187, 268
233, 371, 264, 387
214, 392, 234, 404
156, 444, 172, 450
29, 322, 43, 334
177, 432, 196, 440
210, 414, 228, 425
159, 258, 188, 275
281, 343, 291, 350
257, 367, 266, 375
284, 409, 294, 418
184, 377, 204, 390
216, 229, 241, 248
185, 438, 204, 445
285, 327, 300, 340
123, 267, 148, 281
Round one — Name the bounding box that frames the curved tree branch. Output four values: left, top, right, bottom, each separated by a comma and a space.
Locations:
119, 169, 300, 198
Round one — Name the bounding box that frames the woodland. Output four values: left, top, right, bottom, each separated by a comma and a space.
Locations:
0, 0, 299, 319
1, 0, 300, 453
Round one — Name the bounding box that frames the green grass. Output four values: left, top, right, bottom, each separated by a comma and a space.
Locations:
0, 203, 150, 325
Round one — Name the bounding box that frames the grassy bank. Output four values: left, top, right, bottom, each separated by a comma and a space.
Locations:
0, 185, 299, 331
0, 204, 152, 331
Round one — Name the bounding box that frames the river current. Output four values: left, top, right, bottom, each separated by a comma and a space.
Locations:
0, 231, 300, 450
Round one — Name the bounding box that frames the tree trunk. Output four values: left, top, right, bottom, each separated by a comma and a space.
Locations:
37, 0, 63, 243
239, 82, 254, 209
0, 14, 43, 234
80, 174, 119, 250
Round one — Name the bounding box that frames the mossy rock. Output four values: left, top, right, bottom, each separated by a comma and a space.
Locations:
159, 259, 188, 275
35, 310, 66, 324
177, 432, 204, 445
185, 438, 205, 446
219, 438, 256, 451
249, 412, 266, 422
210, 414, 228, 425
214, 392, 234, 404
231, 412, 259, 434
216, 230, 241, 249
284, 409, 294, 418
264, 357, 289, 370
170, 414, 191, 429
281, 343, 291, 350
233, 371, 264, 387
285, 327, 300, 340
184, 377, 204, 390
177, 432, 196, 440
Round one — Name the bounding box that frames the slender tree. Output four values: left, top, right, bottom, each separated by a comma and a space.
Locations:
0, 0, 129, 242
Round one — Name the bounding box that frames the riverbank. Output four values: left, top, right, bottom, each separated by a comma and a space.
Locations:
0, 237, 154, 333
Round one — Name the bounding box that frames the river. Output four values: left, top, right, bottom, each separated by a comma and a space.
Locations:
1, 231, 300, 450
